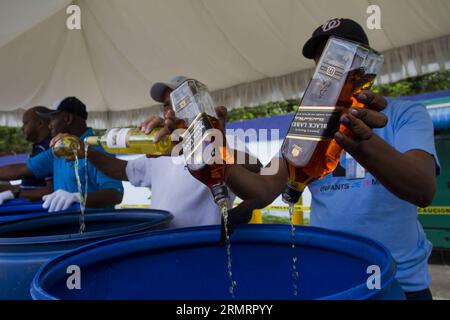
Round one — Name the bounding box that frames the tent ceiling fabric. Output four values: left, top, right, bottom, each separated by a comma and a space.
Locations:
1, 0, 450, 128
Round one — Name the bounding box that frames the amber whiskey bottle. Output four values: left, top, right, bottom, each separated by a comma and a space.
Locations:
281, 36, 384, 204
171, 79, 229, 205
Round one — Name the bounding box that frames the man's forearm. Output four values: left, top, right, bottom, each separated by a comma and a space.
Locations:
226, 158, 287, 208
87, 148, 129, 181
86, 189, 123, 208
231, 150, 262, 174
0, 164, 33, 181
349, 134, 436, 207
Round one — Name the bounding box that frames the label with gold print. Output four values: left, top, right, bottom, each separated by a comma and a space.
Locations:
286, 106, 344, 141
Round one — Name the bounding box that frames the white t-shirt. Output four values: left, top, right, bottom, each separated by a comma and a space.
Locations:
125, 156, 235, 228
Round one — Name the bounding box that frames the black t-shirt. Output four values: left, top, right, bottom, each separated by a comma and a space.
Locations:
20, 135, 53, 189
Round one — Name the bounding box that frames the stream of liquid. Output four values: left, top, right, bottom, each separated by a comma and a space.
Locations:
289, 204, 299, 296
84, 142, 89, 225
220, 201, 237, 298
73, 151, 86, 234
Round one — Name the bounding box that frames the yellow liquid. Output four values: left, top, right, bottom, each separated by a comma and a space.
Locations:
73, 152, 86, 233
289, 205, 299, 296
220, 201, 237, 298
52, 137, 87, 233
52, 136, 80, 158
83, 142, 89, 232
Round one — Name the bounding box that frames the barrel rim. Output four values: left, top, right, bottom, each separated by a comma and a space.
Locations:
0, 209, 173, 245
1, 198, 33, 206
31, 224, 397, 300
0, 201, 80, 216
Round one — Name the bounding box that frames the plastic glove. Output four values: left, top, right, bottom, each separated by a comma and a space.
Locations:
0, 191, 14, 205
219, 199, 258, 246
42, 189, 81, 213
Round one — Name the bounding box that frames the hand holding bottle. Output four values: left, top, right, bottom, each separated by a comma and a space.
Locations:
50, 133, 83, 161
214, 106, 228, 129
335, 90, 388, 151
163, 106, 227, 130
139, 110, 178, 141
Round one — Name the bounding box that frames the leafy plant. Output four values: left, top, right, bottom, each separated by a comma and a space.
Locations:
0, 127, 30, 156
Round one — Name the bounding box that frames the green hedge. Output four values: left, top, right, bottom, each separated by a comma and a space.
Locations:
373, 70, 450, 98
227, 99, 300, 122
0, 127, 30, 156
1, 70, 449, 155
0, 128, 106, 156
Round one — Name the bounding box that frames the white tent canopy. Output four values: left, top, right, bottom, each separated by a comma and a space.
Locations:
1, 0, 450, 128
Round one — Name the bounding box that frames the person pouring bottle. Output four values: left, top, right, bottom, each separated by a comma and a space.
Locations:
165, 19, 439, 300
50, 76, 262, 228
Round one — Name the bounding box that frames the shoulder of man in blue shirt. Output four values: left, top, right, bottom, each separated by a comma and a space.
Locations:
382, 98, 440, 175
308, 98, 439, 292
26, 148, 54, 180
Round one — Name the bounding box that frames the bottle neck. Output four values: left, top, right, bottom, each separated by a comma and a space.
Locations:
282, 184, 303, 205
85, 136, 100, 146
211, 184, 229, 206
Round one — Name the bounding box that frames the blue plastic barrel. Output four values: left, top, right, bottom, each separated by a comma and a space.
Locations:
0, 201, 80, 224
31, 224, 405, 300
0, 209, 172, 300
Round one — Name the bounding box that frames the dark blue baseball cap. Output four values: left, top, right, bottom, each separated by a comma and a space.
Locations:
302, 18, 369, 59
37, 96, 88, 120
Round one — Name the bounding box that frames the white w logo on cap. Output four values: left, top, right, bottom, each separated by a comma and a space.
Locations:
322, 19, 341, 32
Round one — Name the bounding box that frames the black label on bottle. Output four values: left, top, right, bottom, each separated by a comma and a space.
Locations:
182, 113, 214, 163
286, 106, 343, 141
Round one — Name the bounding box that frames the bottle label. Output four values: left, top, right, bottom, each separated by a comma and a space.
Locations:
106, 128, 131, 149
171, 80, 195, 113
181, 113, 214, 164
171, 79, 217, 123
286, 106, 343, 141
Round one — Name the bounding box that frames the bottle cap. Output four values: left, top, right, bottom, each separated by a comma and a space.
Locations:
282, 185, 302, 205
85, 136, 100, 146
212, 185, 229, 205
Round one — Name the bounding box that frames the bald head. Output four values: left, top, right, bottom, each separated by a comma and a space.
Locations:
22, 106, 51, 143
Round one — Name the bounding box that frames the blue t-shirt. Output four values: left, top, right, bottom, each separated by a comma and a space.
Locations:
21, 135, 52, 189
27, 129, 124, 205
305, 99, 440, 292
